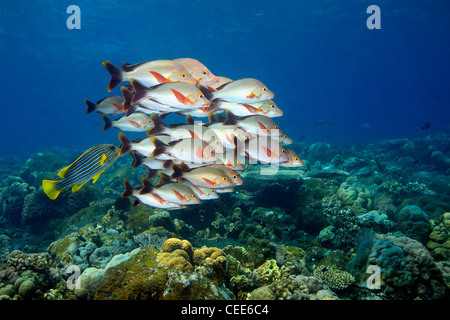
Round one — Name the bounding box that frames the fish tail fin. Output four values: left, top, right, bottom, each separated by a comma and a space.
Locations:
101, 114, 113, 132
130, 79, 149, 104
84, 99, 97, 114
170, 164, 183, 180
198, 85, 215, 101
103, 60, 123, 92
146, 168, 158, 180
170, 162, 189, 180
149, 137, 167, 158
120, 86, 134, 112
223, 110, 237, 125
42, 180, 61, 200
118, 132, 132, 156
129, 151, 142, 169
146, 113, 167, 136
121, 178, 134, 198
139, 177, 154, 194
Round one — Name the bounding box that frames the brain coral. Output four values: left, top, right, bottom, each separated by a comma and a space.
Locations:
157, 238, 195, 272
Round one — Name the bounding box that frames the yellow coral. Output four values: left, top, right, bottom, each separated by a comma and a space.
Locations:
162, 238, 183, 253
157, 238, 195, 271
255, 259, 281, 285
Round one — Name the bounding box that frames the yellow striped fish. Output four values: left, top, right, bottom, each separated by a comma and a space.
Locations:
42, 144, 120, 200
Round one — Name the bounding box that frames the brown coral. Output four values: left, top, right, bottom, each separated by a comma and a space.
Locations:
157, 238, 194, 272
193, 247, 227, 285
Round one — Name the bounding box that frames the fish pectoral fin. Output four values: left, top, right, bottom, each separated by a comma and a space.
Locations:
202, 177, 216, 185
173, 189, 185, 201
92, 170, 105, 184
71, 182, 86, 193
261, 146, 272, 158
149, 71, 170, 83
246, 90, 256, 99
128, 120, 141, 128
42, 180, 61, 200
171, 89, 190, 105
99, 153, 107, 166
57, 166, 70, 178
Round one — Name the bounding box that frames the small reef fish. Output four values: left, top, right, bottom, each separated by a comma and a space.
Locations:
242, 136, 289, 164
142, 177, 200, 206
212, 99, 283, 118
42, 144, 120, 200
171, 163, 235, 189
279, 133, 293, 146
421, 122, 431, 130
84, 96, 125, 115
172, 58, 218, 86
101, 113, 153, 132
181, 181, 219, 200
118, 132, 172, 157
147, 114, 209, 141
150, 137, 218, 164
207, 78, 275, 103
223, 111, 281, 136
279, 148, 305, 167
121, 178, 185, 210
121, 87, 178, 115
313, 119, 336, 128
204, 76, 233, 91
247, 100, 283, 118
131, 80, 211, 110
103, 60, 197, 92
207, 164, 243, 186
129, 151, 171, 171
231, 190, 253, 200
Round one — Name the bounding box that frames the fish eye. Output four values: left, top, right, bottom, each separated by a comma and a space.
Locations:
199, 93, 204, 98
215, 139, 220, 144
222, 177, 228, 181
283, 135, 288, 138
202, 69, 208, 75
192, 193, 196, 198
181, 72, 187, 78
211, 189, 215, 193
232, 174, 237, 179
274, 125, 279, 129
262, 86, 267, 91
210, 149, 215, 155
282, 148, 286, 153
271, 104, 275, 108
295, 157, 299, 161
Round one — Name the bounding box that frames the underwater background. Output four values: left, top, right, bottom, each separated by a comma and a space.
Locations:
0, 0, 449, 301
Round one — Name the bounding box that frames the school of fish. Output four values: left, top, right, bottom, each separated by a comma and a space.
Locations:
43, 57, 304, 208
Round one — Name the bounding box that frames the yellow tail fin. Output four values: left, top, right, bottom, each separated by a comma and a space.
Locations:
42, 180, 62, 200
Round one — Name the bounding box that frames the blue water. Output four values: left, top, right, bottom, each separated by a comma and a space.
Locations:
1, 0, 449, 156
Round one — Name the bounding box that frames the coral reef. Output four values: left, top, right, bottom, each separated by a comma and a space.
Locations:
1, 133, 450, 300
